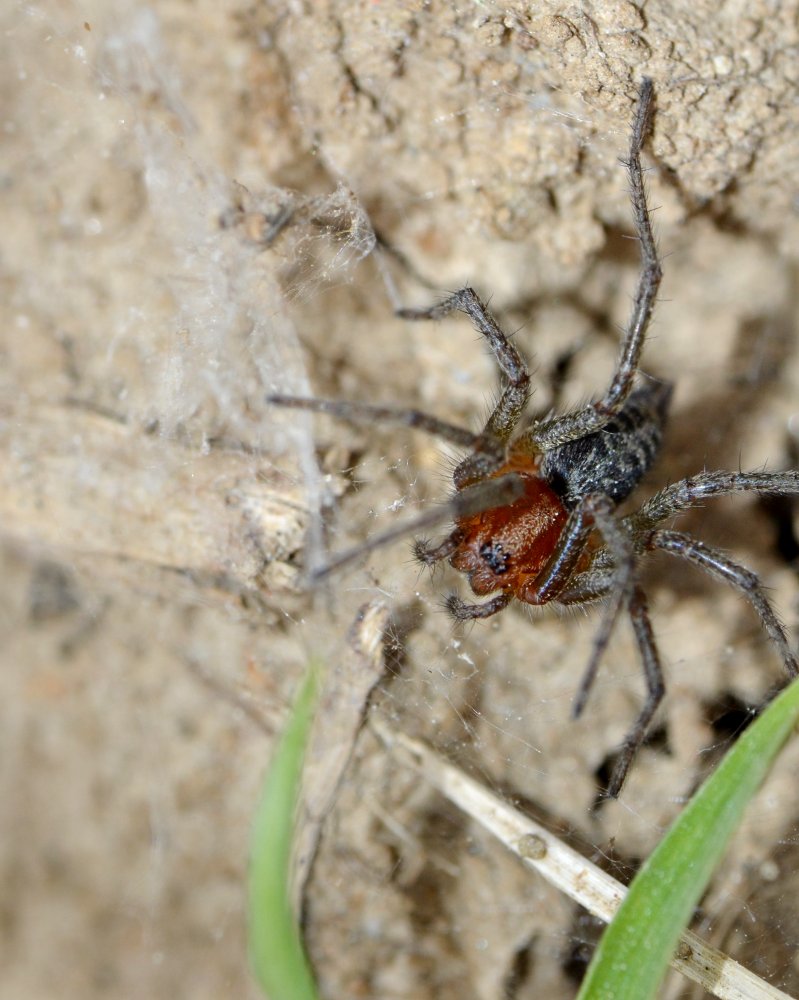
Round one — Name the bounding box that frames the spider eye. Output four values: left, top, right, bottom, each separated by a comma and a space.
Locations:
479, 541, 510, 575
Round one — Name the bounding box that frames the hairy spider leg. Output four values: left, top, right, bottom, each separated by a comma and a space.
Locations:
525, 495, 616, 605
557, 497, 637, 715
265, 391, 534, 579
541, 561, 666, 796
609, 513, 799, 797
625, 469, 799, 536
607, 584, 665, 798
271, 285, 539, 572
398, 286, 530, 487
571, 472, 799, 687
625, 470, 799, 677
517, 76, 662, 454
446, 591, 512, 620
397, 284, 540, 565
266, 394, 480, 451
650, 530, 798, 676
398, 79, 660, 466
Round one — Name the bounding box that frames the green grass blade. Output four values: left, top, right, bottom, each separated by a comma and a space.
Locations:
248, 664, 321, 1000
577, 674, 799, 1000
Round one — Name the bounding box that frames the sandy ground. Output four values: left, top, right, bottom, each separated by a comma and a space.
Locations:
3, 2, 799, 998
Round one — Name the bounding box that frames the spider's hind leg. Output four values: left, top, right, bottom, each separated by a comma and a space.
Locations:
650, 529, 799, 678
556, 567, 667, 798
606, 583, 666, 798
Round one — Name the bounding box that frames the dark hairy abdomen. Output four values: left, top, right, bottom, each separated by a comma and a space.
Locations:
540, 381, 673, 507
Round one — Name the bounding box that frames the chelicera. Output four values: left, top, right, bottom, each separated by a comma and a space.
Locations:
269, 79, 799, 796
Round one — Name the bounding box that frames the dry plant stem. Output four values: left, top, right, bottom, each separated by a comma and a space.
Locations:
370, 720, 794, 1000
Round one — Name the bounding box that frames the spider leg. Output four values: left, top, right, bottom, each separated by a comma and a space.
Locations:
606, 583, 665, 798
533, 496, 638, 714
528, 493, 666, 799
555, 568, 613, 606
577, 510, 641, 722
626, 470, 799, 537
545, 558, 664, 797
557, 562, 630, 720
266, 395, 480, 451
572, 585, 630, 721
518, 78, 662, 454
446, 592, 511, 621
546, 561, 666, 798
519, 493, 641, 724
649, 529, 799, 677
398, 286, 530, 486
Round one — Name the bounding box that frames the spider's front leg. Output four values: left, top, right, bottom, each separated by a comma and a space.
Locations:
266, 394, 480, 451
398, 286, 530, 487
519, 77, 662, 454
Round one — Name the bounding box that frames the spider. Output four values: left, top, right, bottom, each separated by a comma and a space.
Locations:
268, 79, 799, 797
